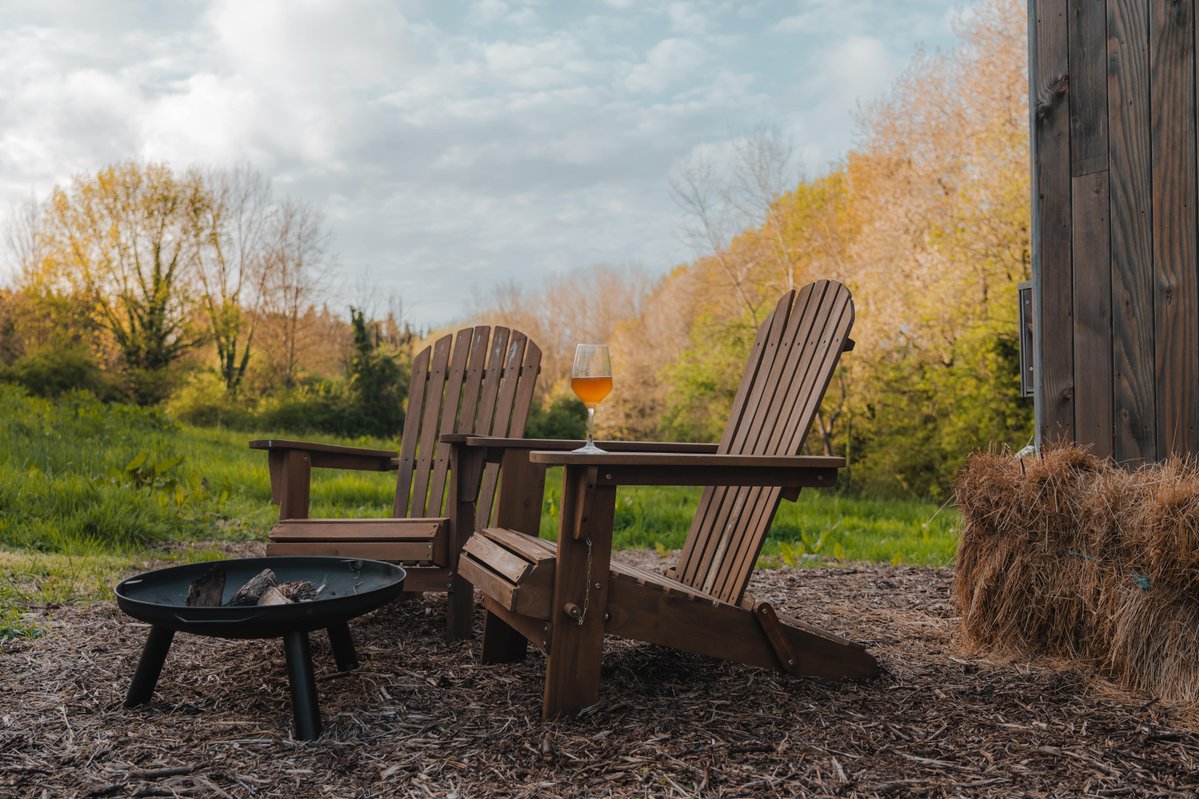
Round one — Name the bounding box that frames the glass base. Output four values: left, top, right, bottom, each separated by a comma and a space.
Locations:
571, 441, 607, 455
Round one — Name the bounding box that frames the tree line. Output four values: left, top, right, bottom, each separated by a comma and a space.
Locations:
473, 0, 1032, 498
0, 161, 416, 436
0, 0, 1030, 497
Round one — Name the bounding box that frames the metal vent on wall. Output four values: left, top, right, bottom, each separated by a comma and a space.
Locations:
1018, 281, 1033, 399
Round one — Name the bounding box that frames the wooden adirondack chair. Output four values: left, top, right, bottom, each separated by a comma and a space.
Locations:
250, 325, 542, 641
455, 281, 879, 717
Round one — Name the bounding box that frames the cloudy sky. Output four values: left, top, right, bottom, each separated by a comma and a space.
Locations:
0, 0, 963, 327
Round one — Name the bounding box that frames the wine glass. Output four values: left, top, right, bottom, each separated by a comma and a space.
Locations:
571, 344, 612, 454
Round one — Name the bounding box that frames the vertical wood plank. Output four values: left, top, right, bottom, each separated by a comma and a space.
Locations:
410, 335, 453, 515
542, 466, 616, 719
427, 328, 473, 517
393, 346, 430, 516
457, 326, 491, 435
1109, 0, 1157, 463
477, 332, 528, 521
1152, 0, 1199, 457
1070, 0, 1110, 176
278, 450, 311, 521
1032, 0, 1076, 442
1072, 171, 1115, 458
445, 443, 487, 642
494, 448, 547, 534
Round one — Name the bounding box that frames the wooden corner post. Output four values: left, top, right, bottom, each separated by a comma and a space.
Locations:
542, 465, 616, 719
446, 444, 487, 642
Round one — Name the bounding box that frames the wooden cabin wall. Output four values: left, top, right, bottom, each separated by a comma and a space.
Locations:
1030, 0, 1199, 463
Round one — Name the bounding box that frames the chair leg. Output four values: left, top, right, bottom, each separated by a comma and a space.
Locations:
542, 611, 605, 719
444, 572, 474, 643
446, 444, 485, 643
481, 610, 527, 663
541, 466, 617, 719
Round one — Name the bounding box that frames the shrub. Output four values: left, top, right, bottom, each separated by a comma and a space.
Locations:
346, 308, 409, 439
526, 394, 586, 439
1, 343, 119, 400
255, 379, 358, 437
166, 372, 255, 429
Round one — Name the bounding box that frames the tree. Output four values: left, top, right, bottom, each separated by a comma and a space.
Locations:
265, 199, 330, 388
346, 307, 409, 437
38, 161, 206, 403
2, 196, 43, 283
670, 127, 801, 322
193, 165, 277, 397
471, 263, 651, 398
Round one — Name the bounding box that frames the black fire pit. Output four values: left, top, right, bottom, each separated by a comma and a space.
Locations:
115, 556, 406, 740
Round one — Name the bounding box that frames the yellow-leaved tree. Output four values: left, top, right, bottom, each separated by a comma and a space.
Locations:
37, 161, 207, 403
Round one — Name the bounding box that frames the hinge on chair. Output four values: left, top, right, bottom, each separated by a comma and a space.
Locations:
754, 602, 801, 675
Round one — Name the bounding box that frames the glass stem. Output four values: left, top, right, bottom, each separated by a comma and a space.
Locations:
586, 405, 596, 447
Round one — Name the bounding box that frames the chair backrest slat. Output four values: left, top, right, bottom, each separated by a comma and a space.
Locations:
457, 327, 492, 437
408, 334, 454, 515
425, 328, 474, 518
674, 281, 855, 604
394, 346, 431, 516
509, 340, 542, 438
474, 327, 511, 435
476, 331, 542, 525
393, 325, 541, 521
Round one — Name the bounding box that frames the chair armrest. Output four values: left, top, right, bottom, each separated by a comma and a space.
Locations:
527, 451, 843, 489
249, 439, 398, 471
249, 439, 398, 521
451, 435, 719, 454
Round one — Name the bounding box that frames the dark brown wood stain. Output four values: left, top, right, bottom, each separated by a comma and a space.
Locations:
1033, 0, 1199, 464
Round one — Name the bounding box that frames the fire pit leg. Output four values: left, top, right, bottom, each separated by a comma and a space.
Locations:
327, 622, 358, 672
125, 626, 175, 707
283, 631, 322, 740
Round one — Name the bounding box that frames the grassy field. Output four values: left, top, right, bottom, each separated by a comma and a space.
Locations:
0, 384, 958, 635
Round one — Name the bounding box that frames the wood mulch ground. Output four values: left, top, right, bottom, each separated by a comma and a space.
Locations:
3, 549, 1199, 798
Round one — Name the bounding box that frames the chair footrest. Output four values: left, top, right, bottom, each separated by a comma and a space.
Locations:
459, 528, 556, 619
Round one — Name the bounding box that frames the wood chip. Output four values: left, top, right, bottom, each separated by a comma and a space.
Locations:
7, 547, 1199, 798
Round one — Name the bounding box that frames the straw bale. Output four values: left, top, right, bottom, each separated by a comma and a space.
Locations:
955, 444, 1199, 705
954, 447, 1107, 662
1098, 583, 1199, 701
1143, 463, 1199, 594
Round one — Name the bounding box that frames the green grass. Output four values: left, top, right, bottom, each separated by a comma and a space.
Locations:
535, 478, 956, 567
0, 383, 959, 625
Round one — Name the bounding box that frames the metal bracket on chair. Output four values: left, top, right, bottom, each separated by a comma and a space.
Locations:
754, 602, 801, 675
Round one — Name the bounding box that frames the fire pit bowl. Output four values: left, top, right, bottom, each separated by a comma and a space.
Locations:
115, 556, 406, 740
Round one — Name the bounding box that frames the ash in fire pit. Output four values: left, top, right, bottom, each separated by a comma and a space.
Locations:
185, 567, 319, 608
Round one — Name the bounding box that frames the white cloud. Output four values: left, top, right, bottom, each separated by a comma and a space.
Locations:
0, 0, 961, 325
806, 34, 895, 102
468, 0, 538, 26
482, 35, 590, 89
625, 38, 707, 94
667, 2, 709, 34
774, 0, 956, 41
